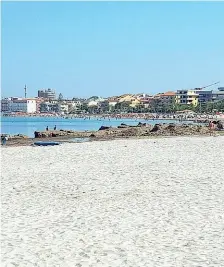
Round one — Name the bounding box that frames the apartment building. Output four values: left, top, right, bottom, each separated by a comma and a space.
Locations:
38, 89, 56, 100
40, 102, 59, 113
159, 91, 176, 104
195, 90, 213, 103
176, 90, 198, 106
1, 98, 13, 112
1, 98, 37, 113
11, 99, 37, 113
212, 87, 224, 102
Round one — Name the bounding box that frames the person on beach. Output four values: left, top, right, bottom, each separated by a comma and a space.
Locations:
46, 126, 49, 131
209, 121, 215, 136
1, 136, 8, 146
54, 125, 57, 130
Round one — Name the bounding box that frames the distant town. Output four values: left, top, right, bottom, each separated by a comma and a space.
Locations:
1, 83, 224, 115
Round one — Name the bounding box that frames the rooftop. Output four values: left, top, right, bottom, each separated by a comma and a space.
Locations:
161, 91, 176, 96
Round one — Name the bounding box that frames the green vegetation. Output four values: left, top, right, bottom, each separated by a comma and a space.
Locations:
69, 99, 224, 114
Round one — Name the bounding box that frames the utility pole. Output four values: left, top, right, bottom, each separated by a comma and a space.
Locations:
24, 85, 27, 98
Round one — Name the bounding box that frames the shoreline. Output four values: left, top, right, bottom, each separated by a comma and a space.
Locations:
3, 131, 224, 147
1, 114, 224, 138
2, 112, 222, 120
2, 120, 224, 147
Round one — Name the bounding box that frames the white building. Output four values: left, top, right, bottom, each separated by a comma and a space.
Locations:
58, 103, 69, 114
2, 98, 37, 113
87, 96, 105, 107
88, 100, 99, 107
108, 101, 118, 107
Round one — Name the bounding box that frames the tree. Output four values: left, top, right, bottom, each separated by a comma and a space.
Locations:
58, 93, 63, 101
115, 101, 131, 112
213, 100, 224, 112
88, 96, 99, 101
150, 98, 162, 113
80, 103, 88, 112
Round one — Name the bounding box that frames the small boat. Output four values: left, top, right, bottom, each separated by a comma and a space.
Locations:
34, 141, 60, 146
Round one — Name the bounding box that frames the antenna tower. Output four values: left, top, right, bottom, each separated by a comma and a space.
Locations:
24, 85, 27, 98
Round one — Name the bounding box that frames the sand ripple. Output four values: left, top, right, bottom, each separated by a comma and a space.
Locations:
1, 136, 224, 266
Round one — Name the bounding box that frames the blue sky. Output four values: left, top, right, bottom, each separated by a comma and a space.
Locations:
2, 1, 224, 98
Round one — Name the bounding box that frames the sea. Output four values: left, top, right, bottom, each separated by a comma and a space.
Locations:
1, 116, 185, 138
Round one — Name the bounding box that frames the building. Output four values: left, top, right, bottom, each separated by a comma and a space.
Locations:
212, 87, 224, 102
67, 101, 82, 113
107, 98, 118, 111
1, 98, 13, 112
159, 91, 176, 105
1, 98, 37, 113
88, 100, 99, 107
176, 90, 198, 106
11, 99, 37, 113
40, 102, 59, 113
108, 99, 118, 107
129, 98, 141, 108
10, 99, 37, 113
118, 94, 135, 103
136, 94, 154, 106
195, 90, 213, 103
35, 98, 45, 113
38, 89, 56, 100
86, 96, 106, 107
98, 100, 109, 108
148, 92, 176, 111
62, 100, 82, 113
58, 103, 69, 114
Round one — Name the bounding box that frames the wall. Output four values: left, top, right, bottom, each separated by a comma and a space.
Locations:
27, 100, 37, 113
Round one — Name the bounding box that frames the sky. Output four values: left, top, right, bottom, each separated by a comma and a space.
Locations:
1, 1, 224, 99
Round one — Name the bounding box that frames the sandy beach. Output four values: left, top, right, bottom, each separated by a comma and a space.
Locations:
1, 136, 224, 266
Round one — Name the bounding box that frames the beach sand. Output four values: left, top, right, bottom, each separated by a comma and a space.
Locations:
1, 136, 224, 266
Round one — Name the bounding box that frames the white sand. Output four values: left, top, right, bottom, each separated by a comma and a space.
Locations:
1, 136, 224, 267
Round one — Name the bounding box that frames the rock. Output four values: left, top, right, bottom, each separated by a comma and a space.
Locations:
166, 123, 175, 129
41, 133, 48, 138
34, 131, 39, 138
150, 124, 161, 132
165, 124, 176, 134
31, 122, 214, 140
98, 126, 111, 131
118, 125, 129, 128
137, 122, 147, 127
216, 120, 224, 130
12, 134, 29, 139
